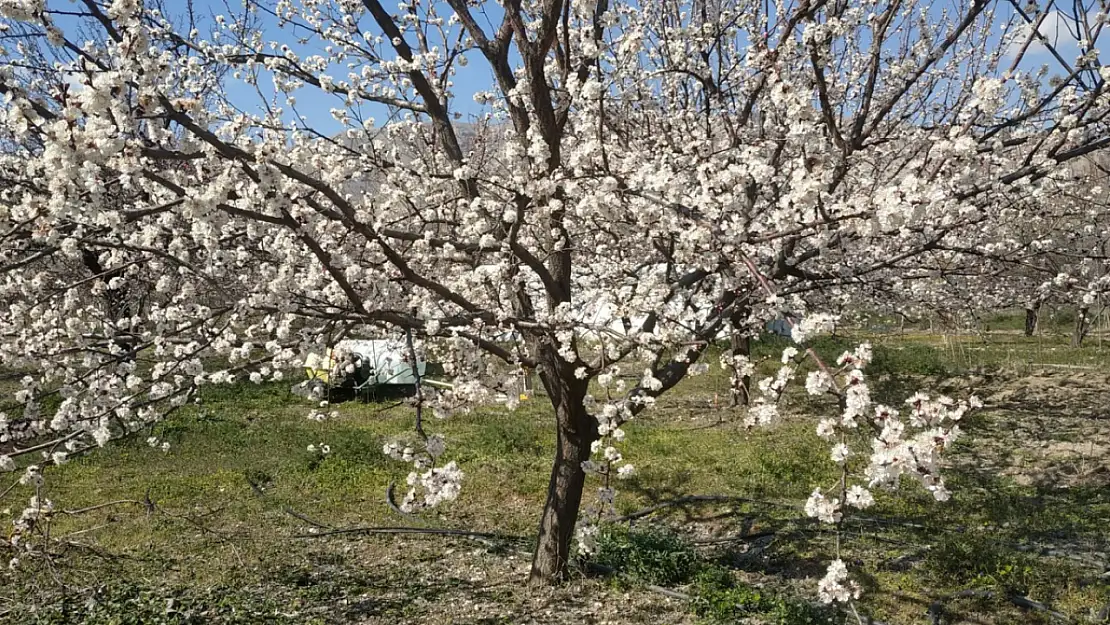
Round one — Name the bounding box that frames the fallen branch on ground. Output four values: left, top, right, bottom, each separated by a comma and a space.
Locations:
583, 561, 692, 601
611, 495, 796, 523
61, 500, 146, 516
243, 473, 267, 497
691, 531, 776, 545
293, 525, 526, 542
926, 589, 1071, 624
613, 495, 1105, 570
587, 560, 895, 624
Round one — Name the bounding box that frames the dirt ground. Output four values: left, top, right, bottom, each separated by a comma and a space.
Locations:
952, 369, 1110, 489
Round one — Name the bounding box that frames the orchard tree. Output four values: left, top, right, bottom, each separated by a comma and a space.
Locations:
845, 156, 1110, 340
2, 0, 1110, 590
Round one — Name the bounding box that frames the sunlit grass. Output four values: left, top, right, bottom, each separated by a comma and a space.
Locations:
1, 329, 1107, 623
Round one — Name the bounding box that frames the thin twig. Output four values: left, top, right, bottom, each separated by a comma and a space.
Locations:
692, 531, 776, 545
61, 500, 144, 516
374, 400, 405, 415
645, 584, 691, 601
244, 472, 267, 497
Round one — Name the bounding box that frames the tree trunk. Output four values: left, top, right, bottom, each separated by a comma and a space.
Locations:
529, 348, 596, 583
729, 332, 751, 407
1073, 307, 1091, 347
726, 298, 752, 407
1024, 303, 1039, 337
81, 248, 135, 358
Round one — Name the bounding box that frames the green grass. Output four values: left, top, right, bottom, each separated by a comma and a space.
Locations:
593, 525, 837, 624
1, 330, 1108, 624
691, 566, 837, 625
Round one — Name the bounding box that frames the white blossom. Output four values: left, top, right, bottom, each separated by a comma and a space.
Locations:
845, 485, 874, 509
804, 488, 841, 524
817, 559, 861, 604
791, 314, 838, 344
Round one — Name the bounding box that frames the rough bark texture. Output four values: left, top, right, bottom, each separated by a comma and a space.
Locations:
728, 308, 754, 406
1024, 304, 1039, 337
81, 248, 136, 357
529, 346, 596, 583
1073, 306, 1091, 347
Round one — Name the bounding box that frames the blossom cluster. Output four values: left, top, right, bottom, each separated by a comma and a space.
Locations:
793, 342, 980, 603
384, 434, 461, 512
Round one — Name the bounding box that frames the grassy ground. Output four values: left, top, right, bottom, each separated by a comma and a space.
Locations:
1, 329, 1108, 624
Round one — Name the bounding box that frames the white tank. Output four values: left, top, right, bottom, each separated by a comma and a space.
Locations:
333, 339, 427, 386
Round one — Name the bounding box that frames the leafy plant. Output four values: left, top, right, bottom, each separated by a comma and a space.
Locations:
692, 566, 836, 625
925, 535, 1045, 594
593, 524, 701, 587
592, 527, 836, 624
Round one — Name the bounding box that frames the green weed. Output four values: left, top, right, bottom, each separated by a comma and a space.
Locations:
593, 524, 701, 587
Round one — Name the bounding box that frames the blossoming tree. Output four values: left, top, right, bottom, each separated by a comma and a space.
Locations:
814, 155, 1110, 341
2, 0, 1110, 590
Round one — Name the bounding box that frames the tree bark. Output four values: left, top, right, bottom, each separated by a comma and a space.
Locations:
1073, 306, 1091, 347
529, 346, 595, 583
1024, 303, 1039, 337
728, 302, 752, 407
528, 289, 738, 581
81, 248, 135, 358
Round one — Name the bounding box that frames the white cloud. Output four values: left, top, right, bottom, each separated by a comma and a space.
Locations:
1005, 10, 1086, 67
61, 71, 85, 93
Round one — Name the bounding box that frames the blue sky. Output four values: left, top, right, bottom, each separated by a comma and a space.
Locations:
207, 0, 496, 134
211, 0, 1104, 133
1005, 6, 1102, 76
44, 0, 1106, 135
